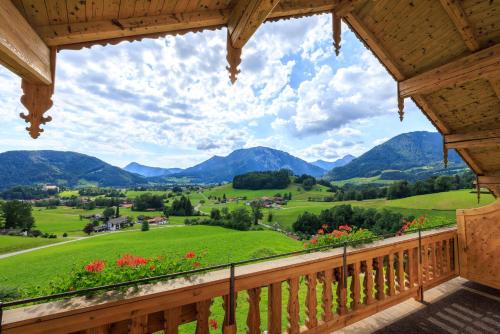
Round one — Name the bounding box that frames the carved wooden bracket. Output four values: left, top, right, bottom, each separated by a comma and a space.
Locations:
19, 48, 56, 139
332, 12, 342, 56
397, 81, 404, 121
226, 31, 242, 84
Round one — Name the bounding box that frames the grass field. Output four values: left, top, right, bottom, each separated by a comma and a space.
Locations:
0, 236, 62, 255
0, 226, 300, 291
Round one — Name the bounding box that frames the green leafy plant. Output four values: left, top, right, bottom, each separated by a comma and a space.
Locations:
304, 224, 377, 249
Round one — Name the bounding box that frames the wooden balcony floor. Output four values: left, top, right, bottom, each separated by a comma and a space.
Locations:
337, 277, 500, 334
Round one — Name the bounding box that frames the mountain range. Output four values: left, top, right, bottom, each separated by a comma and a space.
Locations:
311, 155, 355, 170
326, 131, 466, 181
169, 146, 326, 183
123, 162, 183, 178
0, 150, 144, 189
0, 131, 468, 189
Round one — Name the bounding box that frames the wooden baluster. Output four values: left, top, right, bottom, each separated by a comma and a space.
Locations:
375, 256, 385, 300
195, 300, 212, 334
430, 242, 437, 281
129, 315, 148, 334
287, 278, 300, 334
453, 236, 459, 274
351, 262, 361, 310
387, 254, 396, 297
305, 273, 318, 328
422, 243, 429, 283
85, 325, 110, 334
435, 241, 442, 278
268, 282, 282, 334
336, 268, 347, 315
364, 259, 374, 305
408, 249, 415, 289
164, 307, 181, 334
320, 270, 334, 322
397, 251, 405, 293
443, 239, 450, 275
247, 288, 261, 334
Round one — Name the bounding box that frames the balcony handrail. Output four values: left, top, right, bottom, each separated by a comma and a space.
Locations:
1, 224, 458, 334
1, 222, 455, 309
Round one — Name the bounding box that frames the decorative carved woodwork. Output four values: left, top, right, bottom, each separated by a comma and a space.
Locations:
226, 32, 242, 84
332, 11, 341, 56
397, 81, 404, 121
19, 47, 56, 139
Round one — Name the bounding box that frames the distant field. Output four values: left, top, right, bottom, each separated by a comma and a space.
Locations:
0, 226, 300, 291
331, 176, 395, 186
203, 183, 330, 201
0, 236, 62, 255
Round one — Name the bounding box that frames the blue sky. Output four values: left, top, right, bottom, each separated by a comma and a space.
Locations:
0, 14, 435, 168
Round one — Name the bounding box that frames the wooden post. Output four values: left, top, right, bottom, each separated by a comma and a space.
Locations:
388, 254, 396, 297
195, 300, 212, 334
397, 251, 405, 293
164, 307, 181, 334
375, 256, 385, 300
352, 262, 361, 310
129, 315, 148, 334
364, 259, 374, 305
320, 270, 334, 322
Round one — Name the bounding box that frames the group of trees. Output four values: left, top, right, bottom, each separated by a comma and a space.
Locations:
293, 204, 411, 236
187, 207, 252, 230
0, 200, 35, 231
164, 195, 195, 216
132, 193, 165, 211
320, 171, 475, 202
296, 174, 317, 191
0, 186, 58, 200
233, 169, 292, 190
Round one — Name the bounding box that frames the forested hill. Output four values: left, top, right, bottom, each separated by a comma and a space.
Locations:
0, 151, 145, 189
327, 132, 466, 181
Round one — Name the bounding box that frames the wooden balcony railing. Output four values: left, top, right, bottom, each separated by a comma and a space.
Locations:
1, 227, 458, 334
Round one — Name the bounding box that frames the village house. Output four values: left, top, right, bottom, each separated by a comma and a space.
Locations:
106, 216, 131, 231
146, 217, 167, 225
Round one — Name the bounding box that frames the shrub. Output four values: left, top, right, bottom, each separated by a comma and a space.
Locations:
0, 286, 20, 300
141, 220, 150, 231
304, 225, 377, 249
62, 232, 68, 238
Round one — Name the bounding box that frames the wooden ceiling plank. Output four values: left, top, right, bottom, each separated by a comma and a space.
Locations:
133, 0, 150, 17
21, 0, 50, 26
45, 0, 68, 24
343, 12, 405, 81
445, 128, 500, 149
0, 0, 52, 84
148, 0, 166, 16
268, 0, 334, 19
101, 0, 121, 19
66, 0, 86, 23
399, 43, 500, 97
228, 0, 280, 49
489, 78, 500, 100
41, 9, 230, 46
119, 0, 137, 19
439, 0, 480, 52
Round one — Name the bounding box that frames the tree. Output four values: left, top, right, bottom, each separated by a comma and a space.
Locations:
288, 192, 292, 200
164, 195, 194, 216
268, 212, 273, 222
302, 177, 316, 191
141, 220, 150, 231
230, 207, 252, 230
132, 193, 165, 211
0, 200, 35, 230
250, 201, 263, 225
83, 223, 95, 235
102, 207, 115, 220
115, 205, 120, 218
210, 208, 221, 220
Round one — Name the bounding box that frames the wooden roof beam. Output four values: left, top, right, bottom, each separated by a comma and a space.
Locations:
399, 43, 500, 97
0, 0, 52, 84
445, 129, 500, 149
439, 0, 480, 52
228, 0, 281, 49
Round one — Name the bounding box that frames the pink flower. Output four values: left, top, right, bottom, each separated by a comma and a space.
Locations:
338, 225, 352, 232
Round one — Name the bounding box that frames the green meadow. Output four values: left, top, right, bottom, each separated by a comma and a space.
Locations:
0, 236, 62, 255
0, 226, 300, 291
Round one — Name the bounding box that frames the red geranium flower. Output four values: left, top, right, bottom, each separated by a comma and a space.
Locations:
85, 260, 105, 273
338, 224, 352, 232
149, 265, 156, 270
193, 262, 201, 268
310, 238, 318, 244
332, 230, 343, 238
209, 319, 218, 330
317, 229, 324, 235
116, 254, 148, 267
185, 251, 196, 259
321, 224, 329, 230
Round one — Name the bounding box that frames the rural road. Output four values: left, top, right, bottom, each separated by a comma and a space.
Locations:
0, 225, 185, 260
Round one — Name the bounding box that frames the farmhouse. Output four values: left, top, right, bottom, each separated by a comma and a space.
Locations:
146, 216, 167, 225
106, 216, 130, 231
0, 1, 498, 333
